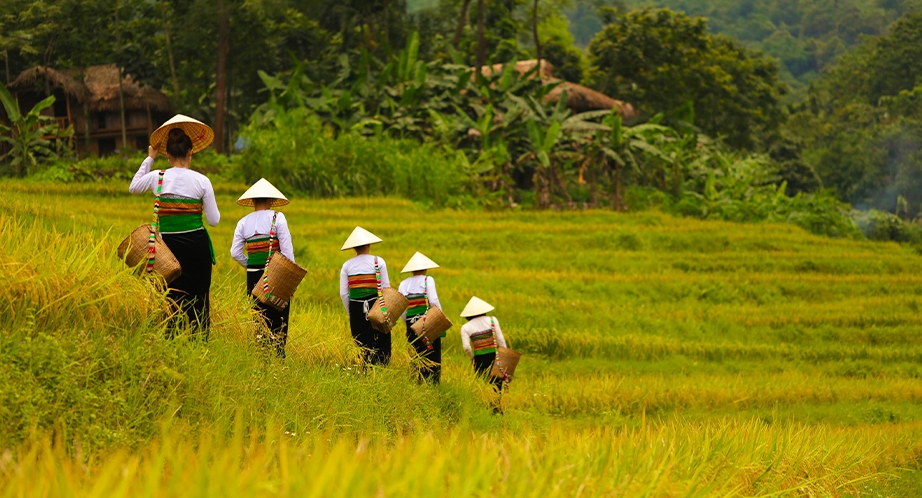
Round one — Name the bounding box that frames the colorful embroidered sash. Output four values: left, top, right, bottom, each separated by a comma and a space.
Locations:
405, 294, 428, 318
348, 273, 378, 299
157, 194, 215, 265
245, 235, 281, 267
158, 197, 204, 232
470, 329, 497, 356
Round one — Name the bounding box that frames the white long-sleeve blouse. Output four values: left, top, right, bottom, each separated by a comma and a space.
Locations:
129, 156, 220, 226
230, 210, 295, 269
339, 254, 390, 311
459, 315, 507, 359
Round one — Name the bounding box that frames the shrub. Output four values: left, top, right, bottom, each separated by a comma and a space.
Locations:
852, 209, 922, 243
33, 150, 239, 183
238, 108, 474, 207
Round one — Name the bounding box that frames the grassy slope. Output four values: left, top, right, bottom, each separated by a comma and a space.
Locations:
2, 179, 922, 495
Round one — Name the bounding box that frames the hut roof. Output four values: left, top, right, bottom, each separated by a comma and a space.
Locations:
9, 66, 87, 100
474, 59, 638, 120
82, 64, 172, 113
8, 64, 172, 113
478, 59, 555, 79
545, 81, 637, 119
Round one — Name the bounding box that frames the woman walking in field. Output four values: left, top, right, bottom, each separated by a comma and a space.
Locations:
129, 115, 219, 339
460, 296, 508, 411
340, 227, 392, 366
231, 179, 295, 358
398, 252, 443, 383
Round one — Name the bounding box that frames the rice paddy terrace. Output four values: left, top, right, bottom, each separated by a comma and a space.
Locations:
2, 181, 921, 496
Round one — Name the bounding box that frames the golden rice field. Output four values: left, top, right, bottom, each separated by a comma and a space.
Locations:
2, 179, 922, 496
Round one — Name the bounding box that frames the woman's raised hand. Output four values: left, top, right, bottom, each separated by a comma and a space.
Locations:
148, 145, 158, 160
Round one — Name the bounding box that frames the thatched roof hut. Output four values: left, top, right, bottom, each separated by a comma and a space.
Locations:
81, 65, 171, 112
9, 66, 88, 101
545, 82, 637, 117
475, 59, 637, 120
9, 64, 171, 113
478, 59, 555, 80
8, 64, 174, 156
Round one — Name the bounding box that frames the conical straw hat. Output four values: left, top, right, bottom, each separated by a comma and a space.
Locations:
460, 296, 494, 318
150, 114, 214, 155
401, 252, 439, 273
237, 178, 290, 207
341, 226, 383, 250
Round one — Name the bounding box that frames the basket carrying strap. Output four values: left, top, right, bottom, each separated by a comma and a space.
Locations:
419, 276, 434, 351
146, 170, 165, 274
259, 212, 283, 306
374, 257, 391, 329
491, 317, 511, 391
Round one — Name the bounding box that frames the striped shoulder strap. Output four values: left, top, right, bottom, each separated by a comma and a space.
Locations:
145, 170, 165, 274
259, 211, 278, 301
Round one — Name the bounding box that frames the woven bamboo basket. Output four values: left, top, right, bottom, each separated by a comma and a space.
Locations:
117, 223, 182, 284
490, 347, 521, 379
251, 253, 307, 311
367, 287, 409, 333
410, 306, 453, 343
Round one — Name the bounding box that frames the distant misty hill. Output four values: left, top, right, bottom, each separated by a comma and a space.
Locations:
408, 0, 921, 94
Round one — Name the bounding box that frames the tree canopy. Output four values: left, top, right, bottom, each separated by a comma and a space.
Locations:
587, 7, 787, 149
788, 10, 922, 215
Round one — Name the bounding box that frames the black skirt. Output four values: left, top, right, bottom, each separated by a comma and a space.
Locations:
405, 319, 441, 384
349, 296, 391, 366
473, 353, 503, 391
247, 268, 290, 358
161, 228, 212, 337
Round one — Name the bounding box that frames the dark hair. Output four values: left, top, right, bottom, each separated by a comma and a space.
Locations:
253, 198, 272, 205
166, 128, 193, 158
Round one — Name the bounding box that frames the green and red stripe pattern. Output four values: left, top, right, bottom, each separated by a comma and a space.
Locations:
470, 329, 497, 356
245, 236, 281, 267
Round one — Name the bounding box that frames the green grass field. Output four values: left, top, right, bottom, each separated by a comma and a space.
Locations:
2, 179, 922, 496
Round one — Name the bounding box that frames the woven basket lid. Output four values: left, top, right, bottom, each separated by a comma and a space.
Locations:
237, 178, 289, 207
341, 226, 382, 250
460, 296, 494, 318
150, 114, 214, 155
401, 252, 439, 273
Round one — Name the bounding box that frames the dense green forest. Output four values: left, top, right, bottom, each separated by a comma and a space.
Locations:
3, 0, 922, 240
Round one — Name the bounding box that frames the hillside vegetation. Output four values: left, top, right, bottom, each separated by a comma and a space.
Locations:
2, 181, 922, 494
565, 0, 922, 94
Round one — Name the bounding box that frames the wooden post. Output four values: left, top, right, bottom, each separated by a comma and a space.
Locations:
65, 94, 72, 126
65, 94, 74, 150
83, 100, 92, 154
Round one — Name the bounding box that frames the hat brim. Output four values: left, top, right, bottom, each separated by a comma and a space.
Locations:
236, 198, 290, 207
401, 262, 440, 273
460, 297, 494, 317
150, 117, 214, 155
341, 239, 382, 251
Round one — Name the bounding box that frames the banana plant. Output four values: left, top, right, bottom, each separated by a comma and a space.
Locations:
520, 118, 562, 207
594, 109, 670, 210
0, 84, 72, 177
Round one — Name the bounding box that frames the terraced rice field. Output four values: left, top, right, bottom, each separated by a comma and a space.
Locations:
1, 180, 921, 496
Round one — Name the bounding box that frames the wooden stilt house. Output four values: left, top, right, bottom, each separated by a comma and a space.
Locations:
8, 64, 173, 156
